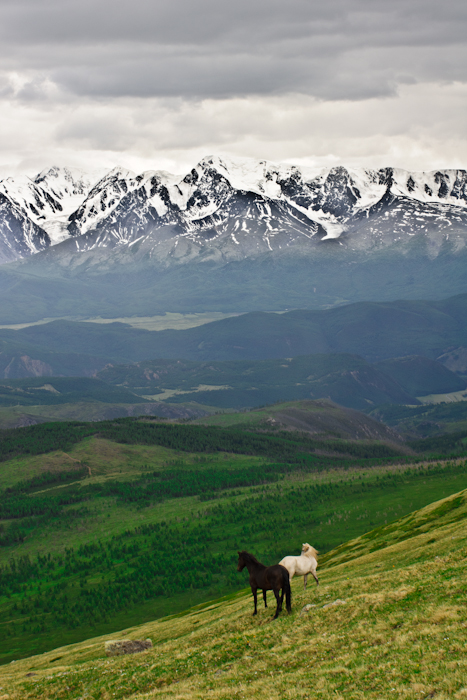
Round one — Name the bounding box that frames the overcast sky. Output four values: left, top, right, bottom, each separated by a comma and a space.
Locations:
1, 0, 467, 176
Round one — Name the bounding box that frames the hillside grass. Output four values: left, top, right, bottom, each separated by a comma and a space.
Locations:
1, 423, 467, 665
192, 403, 306, 428
191, 399, 365, 430
191, 399, 408, 447
0, 487, 466, 699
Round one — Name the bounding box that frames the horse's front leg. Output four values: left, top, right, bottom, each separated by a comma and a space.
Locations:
251, 586, 258, 616
303, 573, 308, 590
312, 570, 319, 586
263, 589, 268, 608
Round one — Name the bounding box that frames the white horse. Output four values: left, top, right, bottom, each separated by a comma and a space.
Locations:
279, 543, 319, 589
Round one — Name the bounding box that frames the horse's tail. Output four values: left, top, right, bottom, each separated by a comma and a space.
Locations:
282, 567, 292, 614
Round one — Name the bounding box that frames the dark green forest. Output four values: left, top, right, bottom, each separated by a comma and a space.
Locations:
2, 415, 467, 467
0, 417, 410, 465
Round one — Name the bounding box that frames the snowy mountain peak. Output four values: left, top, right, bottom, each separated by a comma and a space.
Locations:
99, 166, 138, 181
387, 168, 467, 206
67, 166, 147, 236
34, 166, 97, 200
0, 166, 105, 246
2, 156, 467, 266
0, 174, 62, 220
196, 155, 284, 199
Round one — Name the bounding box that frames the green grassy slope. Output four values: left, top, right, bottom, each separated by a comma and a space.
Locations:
1, 486, 466, 699
1, 415, 467, 665
192, 399, 403, 443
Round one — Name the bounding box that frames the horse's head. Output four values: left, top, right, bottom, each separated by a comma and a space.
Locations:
237, 551, 246, 572
302, 543, 318, 560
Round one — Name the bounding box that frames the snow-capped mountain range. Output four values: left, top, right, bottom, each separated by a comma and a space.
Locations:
1, 156, 467, 266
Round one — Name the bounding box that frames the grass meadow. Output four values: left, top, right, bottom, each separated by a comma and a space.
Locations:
0, 487, 466, 699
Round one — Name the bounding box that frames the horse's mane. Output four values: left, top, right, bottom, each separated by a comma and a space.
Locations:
238, 550, 263, 565
302, 543, 319, 560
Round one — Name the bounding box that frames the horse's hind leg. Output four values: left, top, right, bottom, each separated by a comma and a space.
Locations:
263, 590, 268, 608
304, 574, 308, 589
273, 588, 282, 619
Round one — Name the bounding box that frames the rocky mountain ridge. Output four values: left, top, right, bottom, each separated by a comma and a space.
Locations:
2, 156, 467, 266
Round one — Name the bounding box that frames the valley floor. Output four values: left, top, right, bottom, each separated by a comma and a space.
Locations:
0, 312, 242, 332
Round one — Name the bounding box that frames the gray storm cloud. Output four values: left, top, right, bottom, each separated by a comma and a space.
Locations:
1, 0, 467, 173
2, 0, 467, 101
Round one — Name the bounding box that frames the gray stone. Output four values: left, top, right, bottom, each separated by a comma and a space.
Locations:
300, 604, 317, 617
322, 599, 346, 609
105, 639, 152, 657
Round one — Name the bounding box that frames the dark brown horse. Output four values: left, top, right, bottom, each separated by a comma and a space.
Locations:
237, 550, 292, 619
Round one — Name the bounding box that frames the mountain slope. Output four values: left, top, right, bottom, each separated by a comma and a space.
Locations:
192, 398, 404, 442
2, 293, 467, 378
0, 189, 50, 264
1, 485, 466, 698
6, 157, 467, 265
2, 237, 467, 323
67, 160, 467, 266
